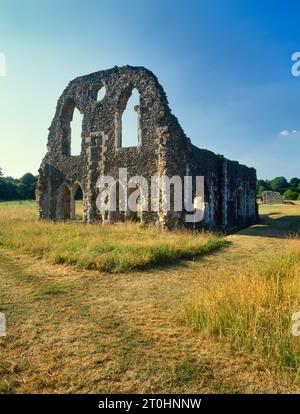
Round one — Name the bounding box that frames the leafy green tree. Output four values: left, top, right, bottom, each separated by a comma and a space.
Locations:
270, 176, 289, 194
0, 179, 19, 200
283, 189, 298, 200
0, 167, 5, 200
257, 186, 267, 197
256, 179, 265, 194
256, 179, 271, 196
265, 179, 271, 189
290, 177, 300, 190
0, 172, 37, 201
17, 173, 37, 199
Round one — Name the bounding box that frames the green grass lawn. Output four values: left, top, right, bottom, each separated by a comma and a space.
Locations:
0, 201, 225, 273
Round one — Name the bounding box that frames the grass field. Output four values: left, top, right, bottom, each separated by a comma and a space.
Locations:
1, 201, 300, 393
183, 237, 300, 371
0, 201, 225, 273
183, 202, 300, 373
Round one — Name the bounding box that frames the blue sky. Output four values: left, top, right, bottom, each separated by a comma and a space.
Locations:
0, 0, 300, 179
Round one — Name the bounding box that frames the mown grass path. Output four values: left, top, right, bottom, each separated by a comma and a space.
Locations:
1, 203, 300, 393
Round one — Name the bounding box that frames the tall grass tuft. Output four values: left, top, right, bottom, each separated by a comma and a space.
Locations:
182, 238, 300, 372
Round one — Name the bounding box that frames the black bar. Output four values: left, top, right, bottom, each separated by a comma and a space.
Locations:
1, 394, 300, 411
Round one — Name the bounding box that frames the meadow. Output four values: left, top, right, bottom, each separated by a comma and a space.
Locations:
0, 201, 225, 273
1, 201, 300, 393
183, 202, 300, 373
183, 237, 300, 371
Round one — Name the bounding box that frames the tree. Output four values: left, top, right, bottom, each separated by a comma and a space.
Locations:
0, 178, 19, 200
0, 172, 37, 201
257, 185, 267, 197
270, 176, 289, 194
283, 189, 298, 200
290, 177, 300, 190
256, 179, 265, 194
0, 167, 5, 199
256, 179, 271, 196
17, 173, 37, 199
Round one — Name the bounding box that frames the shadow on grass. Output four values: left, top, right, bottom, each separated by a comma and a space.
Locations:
236, 214, 300, 239
130, 239, 231, 275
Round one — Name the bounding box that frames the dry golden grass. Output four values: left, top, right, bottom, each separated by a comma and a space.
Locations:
1, 201, 300, 393
183, 203, 300, 374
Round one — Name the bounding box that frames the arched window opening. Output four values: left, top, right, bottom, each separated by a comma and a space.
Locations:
97, 86, 106, 102
71, 107, 84, 156
121, 88, 140, 147
73, 184, 84, 220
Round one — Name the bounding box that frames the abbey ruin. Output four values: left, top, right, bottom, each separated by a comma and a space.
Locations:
36, 65, 258, 231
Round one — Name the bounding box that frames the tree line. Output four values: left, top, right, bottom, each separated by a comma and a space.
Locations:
0, 168, 37, 201
257, 177, 300, 200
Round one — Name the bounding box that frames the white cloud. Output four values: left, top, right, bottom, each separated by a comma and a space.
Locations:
279, 130, 290, 136
279, 129, 298, 137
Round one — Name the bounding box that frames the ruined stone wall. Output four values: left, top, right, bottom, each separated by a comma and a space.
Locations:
37, 65, 258, 231
225, 160, 257, 230
261, 191, 283, 204
187, 147, 257, 231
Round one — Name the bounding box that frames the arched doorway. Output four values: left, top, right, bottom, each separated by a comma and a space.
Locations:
127, 185, 143, 223
72, 183, 84, 221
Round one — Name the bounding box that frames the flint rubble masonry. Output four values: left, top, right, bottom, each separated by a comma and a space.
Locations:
37, 65, 257, 231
